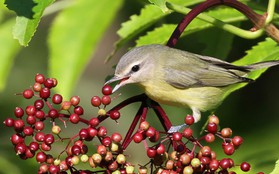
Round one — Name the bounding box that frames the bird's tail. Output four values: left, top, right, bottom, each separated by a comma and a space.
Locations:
246, 60, 279, 70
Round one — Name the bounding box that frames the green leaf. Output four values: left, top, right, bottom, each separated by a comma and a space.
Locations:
136, 7, 246, 47
270, 160, 279, 174
0, 19, 21, 91
224, 38, 279, 97
12, 0, 55, 46
148, 0, 168, 13
106, 0, 204, 62
48, 0, 123, 99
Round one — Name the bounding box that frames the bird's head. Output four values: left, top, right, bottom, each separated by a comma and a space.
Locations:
105, 45, 162, 93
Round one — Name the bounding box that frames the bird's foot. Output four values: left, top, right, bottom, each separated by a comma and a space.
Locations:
167, 123, 187, 133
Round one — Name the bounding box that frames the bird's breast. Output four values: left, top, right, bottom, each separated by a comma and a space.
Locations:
140, 80, 224, 112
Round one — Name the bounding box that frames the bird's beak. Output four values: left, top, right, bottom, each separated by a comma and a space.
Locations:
104, 75, 130, 93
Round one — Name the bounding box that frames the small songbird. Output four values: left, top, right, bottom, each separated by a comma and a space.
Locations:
105, 44, 279, 125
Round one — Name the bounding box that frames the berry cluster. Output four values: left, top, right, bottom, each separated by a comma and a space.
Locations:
130, 115, 252, 174
3, 74, 259, 174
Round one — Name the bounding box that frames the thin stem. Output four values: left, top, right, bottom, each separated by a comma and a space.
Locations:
167, 0, 279, 47
266, 0, 276, 24
166, 2, 264, 40
122, 103, 148, 150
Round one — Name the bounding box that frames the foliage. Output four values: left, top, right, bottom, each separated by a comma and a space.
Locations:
1, 0, 279, 173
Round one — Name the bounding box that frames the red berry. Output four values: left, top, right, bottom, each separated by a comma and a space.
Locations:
25, 105, 36, 116
40, 87, 50, 99
200, 146, 211, 157
36, 151, 47, 163
14, 107, 24, 118
26, 115, 36, 125
111, 132, 122, 143
97, 145, 107, 155
221, 128, 232, 138
23, 89, 34, 99
44, 134, 55, 145
71, 145, 81, 156
35, 132, 45, 142
11, 134, 24, 145
89, 117, 99, 128
48, 109, 59, 119
41, 142, 51, 151
23, 126, 34, 136
207, 123, 218, 134
209, 159, 219, 171
109, 110, 120, 120
97, 126, 107, 137
147, 147, 156, 158
91, 96, 101, 107
185, 115, 195, 125
232, 136, 243, 147
15, 143, 27, 154
102, 95, 111, 105
70, 113, 80, 124
139, 121, 150, 131
35, 74, 45, 84
102, 85, 113, 95
44, 78, 55, 88
220, 158, 231, 169
146, 126, 156, 137
52, 94, 63, 104
223, 143, 235, 155
29, 141, 39, 152
4, 118, 14, 127
102, 136, 112, 147
172, 132, 182, 141
156, 144, 165, 155
14, 119, 25, 132
182, 127, 193, 138
208, 115, 219, 125
79, 128, 89, 140
34, 99, 44, 109
240, 162, 251, 172
33, 82, 42, 92
74, 106, 84, 115
35, 110, 45, 120
133, 132, 143, 143
49, 164, 60, 173
205, 133, 215, 143
35, 121, 45, 131
149, 130, 160, 142
70, 96, 80, 106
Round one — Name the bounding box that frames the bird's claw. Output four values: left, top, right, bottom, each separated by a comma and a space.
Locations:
167, 123, 187, 133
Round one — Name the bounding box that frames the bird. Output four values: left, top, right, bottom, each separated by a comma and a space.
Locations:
105, 44, 279, 130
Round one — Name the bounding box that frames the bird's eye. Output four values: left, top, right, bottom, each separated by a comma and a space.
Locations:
131, 65, 140, 72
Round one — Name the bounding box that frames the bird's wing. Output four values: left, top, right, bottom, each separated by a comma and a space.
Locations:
163, 51, 252, 89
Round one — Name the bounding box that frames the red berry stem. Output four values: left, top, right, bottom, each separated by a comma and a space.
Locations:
122, 103, 148, 150
167, 0, 268, 47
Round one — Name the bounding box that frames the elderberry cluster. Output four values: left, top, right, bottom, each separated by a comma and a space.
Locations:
3, 74, 260, 174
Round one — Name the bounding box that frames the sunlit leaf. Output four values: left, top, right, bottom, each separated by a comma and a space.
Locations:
48, 0, 123, 99
224, 38, 279, 97
149, 0, 168, 12
270, 160, 279, 174
12, 0, 55, 46
0, 19, 21, 91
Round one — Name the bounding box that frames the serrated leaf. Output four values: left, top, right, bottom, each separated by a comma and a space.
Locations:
136, 7, 246, 47
270, 160, 279, 174
149, 0, 168, 13
0, 19, 21, 91
12, 0, 55, 46
224, 38, 279, 97
106, 0, 204, 62
48, 0, 123, 99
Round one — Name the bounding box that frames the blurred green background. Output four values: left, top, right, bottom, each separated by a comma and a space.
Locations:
1, 0, 279, 173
